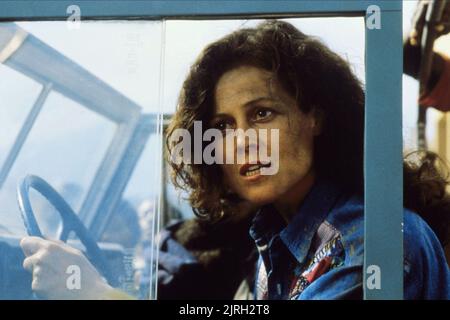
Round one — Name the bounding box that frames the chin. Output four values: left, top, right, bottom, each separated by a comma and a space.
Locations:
242, 188, 278, 206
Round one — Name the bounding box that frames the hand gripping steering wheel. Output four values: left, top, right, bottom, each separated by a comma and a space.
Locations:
17, 174, 117, 286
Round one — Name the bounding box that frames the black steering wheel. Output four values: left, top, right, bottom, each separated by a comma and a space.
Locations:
17, 174, 117, 286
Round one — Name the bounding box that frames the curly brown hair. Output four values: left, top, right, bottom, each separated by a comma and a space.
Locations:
166, 20, 450, 246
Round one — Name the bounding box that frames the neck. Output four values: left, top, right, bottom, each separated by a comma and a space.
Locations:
274, 170, 316, 223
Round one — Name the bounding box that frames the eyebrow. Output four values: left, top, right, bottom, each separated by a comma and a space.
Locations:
213, 96, 278, 119
243, 96, 277, 107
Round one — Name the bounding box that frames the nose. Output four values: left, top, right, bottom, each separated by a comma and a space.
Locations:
235, 122, 258, 163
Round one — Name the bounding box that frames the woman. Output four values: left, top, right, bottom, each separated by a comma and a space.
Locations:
21, 20, 449, 299
165, 20, 450, 299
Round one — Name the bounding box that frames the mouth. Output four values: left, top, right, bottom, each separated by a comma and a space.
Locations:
239, 162, 271, 179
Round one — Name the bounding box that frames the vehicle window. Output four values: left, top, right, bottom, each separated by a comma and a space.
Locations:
0, 91, 116, 236
0, 21, 163, 237
0, 65, 42, 175
0, 20, 164, 299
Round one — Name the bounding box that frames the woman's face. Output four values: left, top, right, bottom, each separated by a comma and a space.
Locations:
212, 65, 321, 207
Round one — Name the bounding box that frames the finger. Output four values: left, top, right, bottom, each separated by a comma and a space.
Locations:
23, 255, 38, 272
31, 276, 42, 293
32, 265, 42, 278
20, 236, 47, 257
164, 238, 196, 261
157, 269, 174, 285
158, 250, 197, 274
51, 238, 65, 245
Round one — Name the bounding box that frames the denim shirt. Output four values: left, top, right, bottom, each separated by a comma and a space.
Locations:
249, 179, 450, 300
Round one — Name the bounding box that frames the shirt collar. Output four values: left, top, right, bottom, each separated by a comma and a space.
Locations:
249, 203, 285, 249
249, 178, 343, 265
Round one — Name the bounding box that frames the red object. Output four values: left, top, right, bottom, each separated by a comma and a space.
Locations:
419, 54, 450, 112
304, 256, 332, 283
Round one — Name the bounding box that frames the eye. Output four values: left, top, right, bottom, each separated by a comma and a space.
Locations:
212, 119, 233, 132
253, 108, 274, 122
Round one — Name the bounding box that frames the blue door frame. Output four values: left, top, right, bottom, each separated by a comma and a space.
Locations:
0, 0, 403, 300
